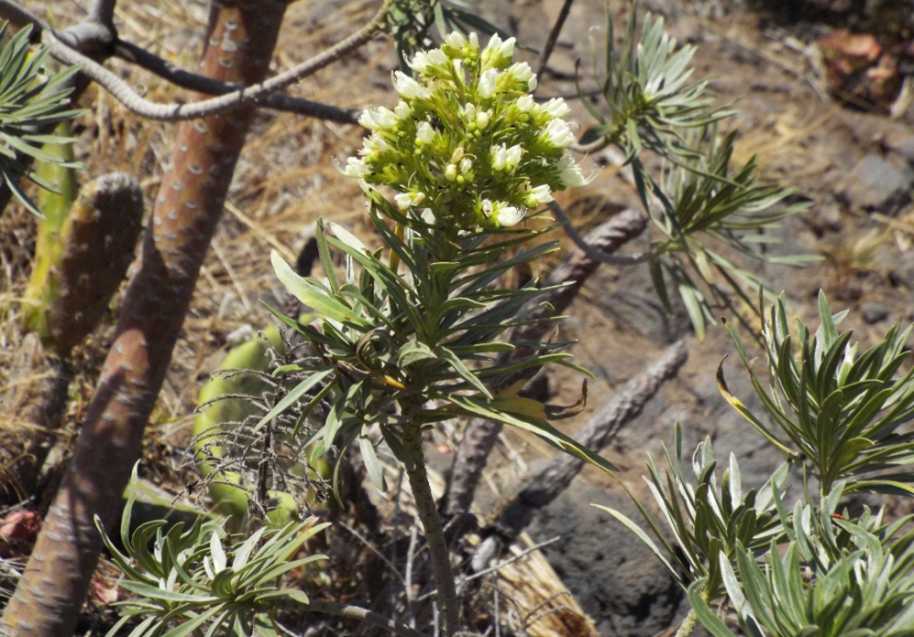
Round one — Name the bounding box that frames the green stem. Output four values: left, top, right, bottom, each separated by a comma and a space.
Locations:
674, 607, 698, 637
676, 585, 710, 637
385, 425, 459, 636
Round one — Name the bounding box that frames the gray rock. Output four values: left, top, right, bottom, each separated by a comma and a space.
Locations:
527, 484, 683, 637
889, 135, 914, 163
862, 302, 890, 324
844, 154, 913, 212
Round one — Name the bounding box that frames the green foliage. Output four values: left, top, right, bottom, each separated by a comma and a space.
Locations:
581, 9, 810, 338
267, 31, 611, 488
602, 291, 914, 635
688, 483, 914, 637
722, 291, 914, 495
597, 425, 787, 599
98, 488, 329, 637
0, 24, 80, 215
385, 0, 511, 70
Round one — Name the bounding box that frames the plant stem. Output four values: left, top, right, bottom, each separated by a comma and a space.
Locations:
388, 425, 459, 636
674, 608, 698, 637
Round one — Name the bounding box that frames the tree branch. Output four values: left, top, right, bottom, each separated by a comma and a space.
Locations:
41, 0, 393, 121
0, 1, 359, 123
0, 1, 41, 34
112, 39, 358, 123
88, 0, 116, 28
549, 201, 650, 266
536, 0, 575, 77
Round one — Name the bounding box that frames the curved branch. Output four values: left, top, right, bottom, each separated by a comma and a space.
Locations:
0, 1, 42, 34
536, 0, 575, 76
112, 39, 358, 123
41, 0, 393, 121
88, 0, 116, 28
549, 201, 650, 266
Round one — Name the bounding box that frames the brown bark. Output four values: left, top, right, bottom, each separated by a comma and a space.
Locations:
1, 3, 287, 635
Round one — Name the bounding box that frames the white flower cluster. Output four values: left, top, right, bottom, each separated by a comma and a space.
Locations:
343, 31, 590, 230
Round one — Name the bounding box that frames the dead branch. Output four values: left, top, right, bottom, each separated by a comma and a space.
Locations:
41, 0, 393, 121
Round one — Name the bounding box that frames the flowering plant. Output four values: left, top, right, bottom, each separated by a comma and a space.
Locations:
346, 30, 587, 231
265, 31, 602, 635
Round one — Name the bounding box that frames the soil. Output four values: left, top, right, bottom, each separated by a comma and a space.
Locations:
2, 0, 914, 635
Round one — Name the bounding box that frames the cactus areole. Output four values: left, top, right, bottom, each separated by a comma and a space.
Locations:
1, 2, 288, 635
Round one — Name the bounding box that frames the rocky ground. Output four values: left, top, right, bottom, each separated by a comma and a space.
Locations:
493, 1, 914, 634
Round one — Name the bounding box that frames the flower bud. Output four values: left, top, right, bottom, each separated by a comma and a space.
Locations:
478, 69, 499, 99
416, 121, 436, 146
541, 97, 570, 118
359, 106, 398, 131
394, 190, 426, 210
542, 119, 575, 148
481, 33, 516, 70
558, 152, 590, 187
525, 184, 553, 206
393, 71, 430, 100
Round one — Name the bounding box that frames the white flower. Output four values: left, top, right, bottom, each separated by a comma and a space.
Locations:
542, 118, 575, 148
525, 184, 553, 206
478, 68, 499, 98
343, 157, 370, 179
482, 199, 525, 227
409, 48, 448, 74
420, 208, 437, 225
505, 144, 523, 170
515, 94, 535, 112
461, 103, 477, 122
491, 144, 507, 171
393, 71, 430, 100
502, 62, 537, 91
475, 109, 492, 129
558, 152, 590, 187
342, 157, 368, 178
359, 106, 397, 131
506, 62, 534, 86
394, 190, 426, 210
394, 101, 411, 119
445, 31, 467, 50
360, 134, 390, 158
481, 33, 516, 69
541, 97, 570, 118
416, 121, 435, 145
445, 163, 458, 181
452, 58, 465, 83
496, 205, 525, 226
491, 143, 523, 172
459, 157, 473, 174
